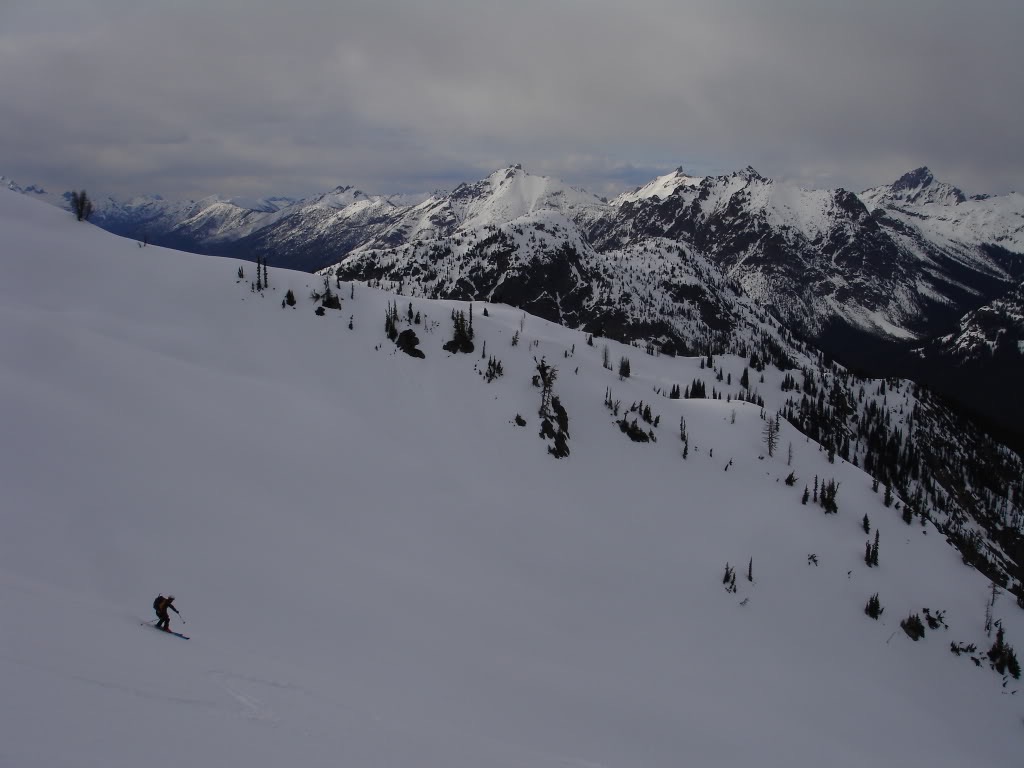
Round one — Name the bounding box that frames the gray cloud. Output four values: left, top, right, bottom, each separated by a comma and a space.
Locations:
2, 0, 1021, 200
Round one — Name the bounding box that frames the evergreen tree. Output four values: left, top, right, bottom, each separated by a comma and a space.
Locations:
618, 356, 631, 379
385, 302, 399, 340
763, 416, 779, 457
442, 310, 474, 353
870, 530, 880, 567
987, 627, 1021, 679
865, 593, 884, 619
900, 613, 925, 641
862, 514, 870, 534
70, 190, 93, 221
285, 289, 296, 307
802, 486, 809, 505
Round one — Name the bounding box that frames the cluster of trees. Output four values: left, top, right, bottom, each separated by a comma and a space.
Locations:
443, 308, 474, 354
535, 357, 569, 458
70, 190, 93, 221
775, 362, 1023, 597
864, 530, 880, 567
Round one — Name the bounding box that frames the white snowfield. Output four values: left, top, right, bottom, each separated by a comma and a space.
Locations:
1, 188, 1022, 768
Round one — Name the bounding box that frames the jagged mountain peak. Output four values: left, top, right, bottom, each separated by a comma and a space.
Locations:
864, 166, 967, 207
734, 165, 767, 183
893, 166, 936, 191
306, 185, 377, 210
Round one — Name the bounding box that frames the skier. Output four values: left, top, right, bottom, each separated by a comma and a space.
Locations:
153, 594, 180, 632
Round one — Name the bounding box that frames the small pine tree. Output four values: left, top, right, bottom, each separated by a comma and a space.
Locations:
801, 486, 809, 505
385, 302, 399, 341
865, 593, 884, 619
870, 530, 880, 567
618, 356, 631, 379
747, 557, 753, 582
285, 289, 296, 307
762, 417, 779, 457
862, 514, 870, 534
237, 265, 244, 279
884, 483, 893, 507
902, 502, 913, 525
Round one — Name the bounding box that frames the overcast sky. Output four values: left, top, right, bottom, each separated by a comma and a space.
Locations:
2, 0, 1021, 200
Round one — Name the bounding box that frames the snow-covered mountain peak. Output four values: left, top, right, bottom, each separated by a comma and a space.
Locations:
733, 165, 768, 183
613, 167, 705, 206
307, 185, 376, 209
439, 165, 606, 231
862, 167, 967, 209
224, 195, 298, 213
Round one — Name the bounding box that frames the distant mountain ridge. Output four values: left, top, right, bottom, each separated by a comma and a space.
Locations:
9, 165, 1024, 366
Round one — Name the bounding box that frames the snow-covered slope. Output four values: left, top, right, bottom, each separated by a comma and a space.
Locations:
3, 188, 1024, 768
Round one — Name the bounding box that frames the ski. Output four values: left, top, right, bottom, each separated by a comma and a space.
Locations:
141, 622, 190, 640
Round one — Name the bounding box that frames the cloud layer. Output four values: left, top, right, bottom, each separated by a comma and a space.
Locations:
2, 0, 1021, 199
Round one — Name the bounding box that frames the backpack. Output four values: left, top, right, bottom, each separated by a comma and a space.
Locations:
153, 595, 164, 611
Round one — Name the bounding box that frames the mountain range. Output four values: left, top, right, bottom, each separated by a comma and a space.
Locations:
7, 164, 1023, 443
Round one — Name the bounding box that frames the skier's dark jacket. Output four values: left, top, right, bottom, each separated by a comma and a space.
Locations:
153, 595, 178, 618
